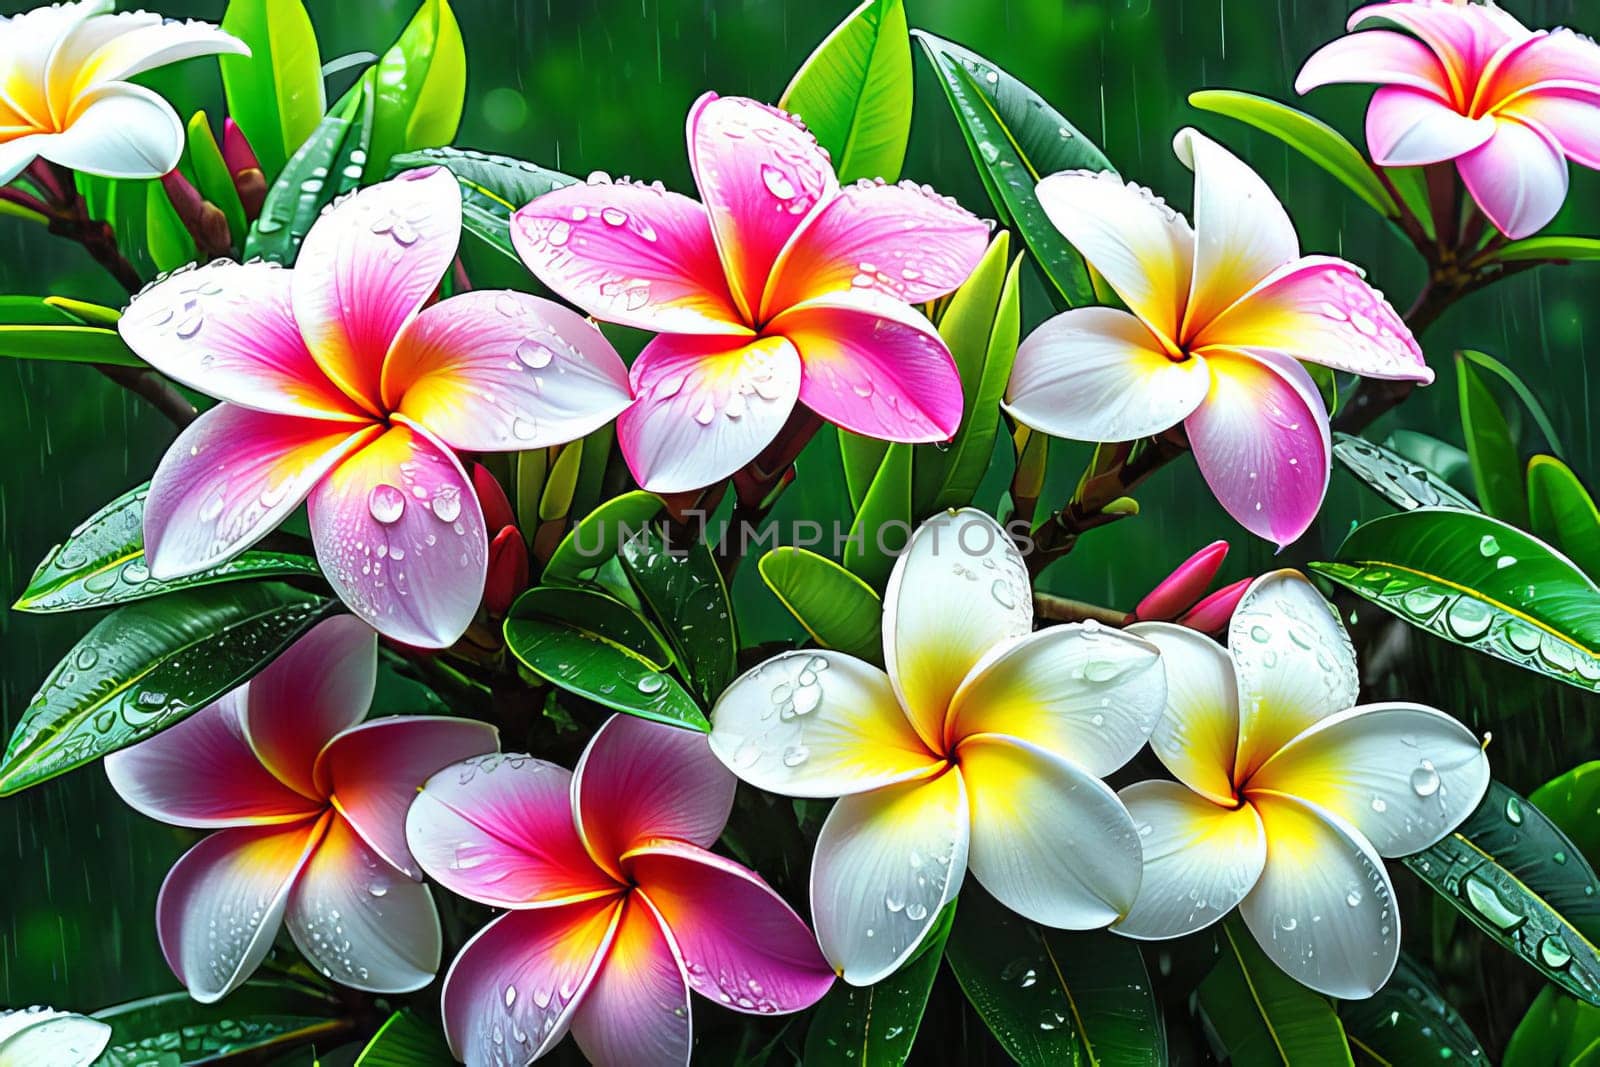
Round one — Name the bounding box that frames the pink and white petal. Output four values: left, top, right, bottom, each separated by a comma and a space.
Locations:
1198, 255, 1429, 383
1035, 170, 1194, 349
315, 715, 500, 878
1349, 1, 1527, 102
686, 93, 839, 319
573, 715, 736, 879
105, 691, 322, 828
118, 260, 368, 421
1479, 28, 1600, 105
156, 814, 328, 1003
628, 840, 835, 1012
1184, 349, 1331, 549
285, 813, 441, 992
1112, 779, 1266, 940
1499, 87, 1600, 169
441, 896, 624, 1067
291, 167, 461, 413
945, 625, 1165, 776
308, 421, 488, 649
381, 290, 633, 451
617, 333, 801, 494
957, 734, 1143, 929
1004, 306, 1209, 443
1458, 115, 1570, 239
1239, 792, 1400, 1000
1249, 702, 1489, 857
36, 84, 182, 179
1294, 30, 1455, 99
143, 404, 380, 581
710, 650, 941, 799
243, 614, 377, 800
772, 292, 962, 442
511, 179, 750, 336
761, 178, 990, 316
569, 897, 692, 1067
811, 769, 970, 986
1124, 622, 1241, 806
1365, 85, 1495, 166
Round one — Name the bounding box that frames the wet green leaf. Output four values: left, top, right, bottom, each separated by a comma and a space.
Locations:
844, 442, 911, 589
1490, 235, 1600, 264
144, 180, 195, 272
0, 296, 143, 367
1332, 433, 1479, 512
1457, 351, 1529, 525
389, 146, 575, 261
366, 0, 466, 180
245, 77, 370, 264
757, 547, 883, 663
1460, 348, 1564, 458
187, 111, 249, 243
1528, 455, 1600, 579
1505, 985, 1600, 1067
838, 430, 892, 514
219, 0, 326, 179
1198, 916, 1352, 1066
542, 491, 665, 584
93, 981, 341, 1066
1386, 429, 1474, 495
1532, 761, 1600, 874
1338, 954, 1485, 1065
619, 525, 736, 705
355, 1009, 453, 1065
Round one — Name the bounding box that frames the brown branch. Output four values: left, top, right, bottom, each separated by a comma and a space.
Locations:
1032, 592, 1130, 627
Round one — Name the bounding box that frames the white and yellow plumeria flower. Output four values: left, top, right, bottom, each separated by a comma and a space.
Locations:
1115, 570, 1490, 998
710, 508, 1168, 985
0, 1, 246, 183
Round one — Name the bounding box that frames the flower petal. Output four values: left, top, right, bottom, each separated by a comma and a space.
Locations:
1248, 702, 1489, 858
156, 814, 328, 1003
1184, 349, 1331, 548
811, 770, 969, 985
1479, 28, 1600, 106
616, 333, 801, 494
569, 897, 692, 1067
1239, 792, 1400, 999
1457, 115, 1569, 239
441, 896, 624, 1066
1134, 540, 1230, 622
958, 733, 1142, 929
291, 167, 461, 414
1365, 85, 1495, 166
687, 93, 839, 320
118, 260, 368, 421
143, 404, 379, 580
1004, 306, 1209, 443
573, 715, 736, 879
1294, 29, 1455, 99
761, 178, 990, 316
945, 624, 1165, 776
628, 839, 835, 1012
1349, 1, 1528, 103
308, 421, 487, 648
1499, 86, 1600, 169
380, 290, 633, 452
1035, 169, 1194, 349
34, 83, 182, 179
406, 753, 617, 909
60, 14, 246, 95
511, 176, 749, 335
1124, 622, 1241, 806
772, 292, 962, 441
315, 715, 499, 878
1112, 779, 1266, 939
710, 650, 940, 798
285, 813, 441, 993
0, 1, 106, 128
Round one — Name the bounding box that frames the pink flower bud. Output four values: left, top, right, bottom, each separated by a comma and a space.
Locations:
485, 525, 530, 617
1133, 540, 1229, 622
471, 463, 516, 533
1177, 577, 1252, 635
222, 117, 260, 177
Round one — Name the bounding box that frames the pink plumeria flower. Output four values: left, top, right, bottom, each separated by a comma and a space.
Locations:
1297, 0, 1600, 239
511, 92, 991, 493
104, 616, 499, 1003
711, 509, 1167, 985
1132, 540, 1230, 622
1005, 129, 1431, 548
1115, 572, 1488, 998
118, 168, 634, 647
406, 715, 834, 1067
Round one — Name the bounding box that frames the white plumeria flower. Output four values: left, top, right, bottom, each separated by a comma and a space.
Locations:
1115, 570, 1490, 999
711, 508, 1168, 985
0, 1006, 110, 1066
0, 0, 246, 183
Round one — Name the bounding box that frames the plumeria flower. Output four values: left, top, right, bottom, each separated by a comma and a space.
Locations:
406, 715, 833, 1067
118, 168, 633, 647
1297, 0, 1600, 239
0, 0, 246, 183
1114, 571, 1489, 998
511, 92, 990, 494
0, 1006, 110, 1066
104, 616, 499, 1003
1004, 128, 1430, 547
710, 508, 1166, 985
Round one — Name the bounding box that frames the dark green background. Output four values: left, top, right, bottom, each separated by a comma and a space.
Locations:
1, 0, 1594, 1057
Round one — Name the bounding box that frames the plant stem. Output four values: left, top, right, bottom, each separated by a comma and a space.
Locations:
1032, 592, 1130, 626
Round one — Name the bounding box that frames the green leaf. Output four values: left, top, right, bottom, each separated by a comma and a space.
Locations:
1532, 761, 1600, 875
947, 884, 1165, 1066
245, 77, 369, 264
220, 0, 326, 179
1459, 348, 1565, 458
389, 146, 575, 262
804, 900, 955, 1066
15, 482, 320, 613
618, 526, 736, 705
1337, 954, 1486, 1065
543, 491, 666, 584
1490, 235, 1600, 264
366, 0, 466, 181
1188, 89, 1398, 219
93, 981, 341, 1066
1505, 985, 1600, 1067
1404, 780, 1600, 1006
757, 547, 883, 663
355, 1010, 453, 1066
843, 442, 911, 589
780, 0, 911, 183
911, 30, 1113, 308
1529, 455, 1600, 579
1311, 509, 1600, 693
1199, 917, 1353, 1066
1385, 166, 1436, 241
1305, 361, 1339, 416
0, 584, 334, 795
1457, 351, 1529, 525
187, 111, 249, 243
0, 296, 143, 367
1332, 432, 1480, 512
144, 179, 196, 272
1387, 429, 1474, 494
504, 586, 708, 732
838, 430, 891, 514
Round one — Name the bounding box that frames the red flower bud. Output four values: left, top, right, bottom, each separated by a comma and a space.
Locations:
1133, 540, 1229, 622
471, 463, 516, 532
485, 525, 530, 617
222, 118, 260, 177
161, 168, 231, 260
1177, 577, 1252, 635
